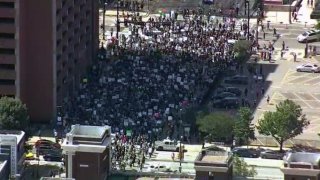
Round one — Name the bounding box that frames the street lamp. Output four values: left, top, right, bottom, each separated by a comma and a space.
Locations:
289, 0, 292, 24
179, 135, 183, 173
116, 0, 120, 40
246, 0, 250, 40
102, 0, 106, 40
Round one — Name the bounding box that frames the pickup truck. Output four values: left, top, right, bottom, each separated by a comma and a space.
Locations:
155, 138, 183, 152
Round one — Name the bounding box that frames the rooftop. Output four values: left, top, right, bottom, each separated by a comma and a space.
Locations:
0, 130, 25, 144
201, 154, 229, 163
68, 124, 110, 138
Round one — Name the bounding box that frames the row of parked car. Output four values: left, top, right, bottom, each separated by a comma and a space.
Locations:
232, 147, 285, 160
26, 139, 63, 162
212, 75, 248, 109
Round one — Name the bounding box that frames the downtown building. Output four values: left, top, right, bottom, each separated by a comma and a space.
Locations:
0, 0, 99, 122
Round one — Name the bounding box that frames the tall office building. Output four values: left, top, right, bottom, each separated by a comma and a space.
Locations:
0, 0, 99, 122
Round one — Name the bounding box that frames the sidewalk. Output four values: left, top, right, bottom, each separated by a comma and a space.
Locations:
263, 0, 317, 25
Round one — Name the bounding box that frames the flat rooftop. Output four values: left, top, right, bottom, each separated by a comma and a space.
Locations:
69, 124, 110, 138
201, 155, 229, 163
285, 152, 320, 166
0, 130, 25, 144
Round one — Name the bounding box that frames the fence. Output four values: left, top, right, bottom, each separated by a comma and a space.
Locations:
250, 136, 320, 148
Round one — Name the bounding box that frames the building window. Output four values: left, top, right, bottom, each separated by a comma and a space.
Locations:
0, 64, 15, 70
57, 23, 61, 30
62, 31, 67, 38
68, 22, 72, 29
0, 2, 14, 8
0, 18, 14, 24
56, 9, 61, 15
0, 79, 14, 85
0, 33, 15, 39
57, 69, 61, 76
57, 54, 61, 61
63, 77, 67, 84
62, 16, 66, 22
0, 48, 15, 55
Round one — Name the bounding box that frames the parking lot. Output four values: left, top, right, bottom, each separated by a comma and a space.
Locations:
256, 65, 320, 144
282, 69, 320, 86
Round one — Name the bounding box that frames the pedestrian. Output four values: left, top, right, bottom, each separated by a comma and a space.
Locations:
307, 0, 310, 6
311, 0, 314, 6
293, 53, 297, 62
267, 95, 270, 104
261, 87, 265, 95
148, 147, 152, 159
282, 41, 285, 50
267, 21, 270, 30
172, 152, 175, 161
273, 28, 277, 36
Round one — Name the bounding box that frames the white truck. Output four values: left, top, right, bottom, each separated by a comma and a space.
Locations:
155, 138, 183, 152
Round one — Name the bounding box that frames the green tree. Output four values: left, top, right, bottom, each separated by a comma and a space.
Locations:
0, 97, 29, 131
196, 112, 234, 143
257, 99, 309, 152
233, 156, 257, 177
315, 20, 320, 30
233, 40, 251, 63
234, 107, 255, 146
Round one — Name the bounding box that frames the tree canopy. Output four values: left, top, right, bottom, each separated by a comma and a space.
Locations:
0, 97, 29, 131
233, 40, 251, 63
234, 107, 255, 146
196, 112, 234, 143
233, 156, 257, 177
257, 99, 309, 152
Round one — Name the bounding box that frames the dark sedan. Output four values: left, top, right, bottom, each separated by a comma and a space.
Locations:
224, 75, 248, 85
216, 87, 242, 96
260, 150, 285, 160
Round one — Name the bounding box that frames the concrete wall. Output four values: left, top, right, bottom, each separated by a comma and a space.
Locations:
196, 171, 209, 180
72, 150, 109, 180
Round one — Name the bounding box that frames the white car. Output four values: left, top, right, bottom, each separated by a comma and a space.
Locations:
296, 63, 320, 73
146, 164, 170, 172
297, 30, 320, 42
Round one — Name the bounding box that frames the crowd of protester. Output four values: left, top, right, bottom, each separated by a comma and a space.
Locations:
60, 9, 255, 168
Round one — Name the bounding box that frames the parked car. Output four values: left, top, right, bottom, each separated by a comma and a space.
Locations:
224, 75, 248, 85
297, 29, 320, 42
35, 139, 54, 147
296, 63, 320, 73
232, 148, 259, 158
35, 139, 61, 149
203, 0, 214, 4
212, 97, 240, 108
43, 153, 63, 162
260, 150, 285, 160
155, 138, 183, 151
216, 87, 242, 96
213, 92, 237, 100
146, 164, 171, 172
37, 145, 62, 156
